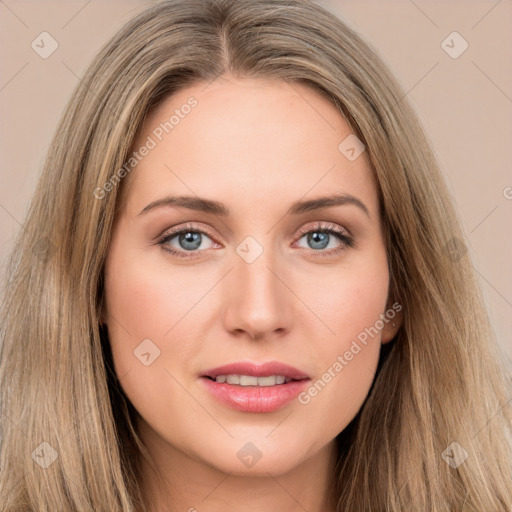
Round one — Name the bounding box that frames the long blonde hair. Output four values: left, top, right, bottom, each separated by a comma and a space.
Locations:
1, 0, 511, 510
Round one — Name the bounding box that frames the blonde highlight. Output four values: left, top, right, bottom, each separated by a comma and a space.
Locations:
1, 0, 511, 510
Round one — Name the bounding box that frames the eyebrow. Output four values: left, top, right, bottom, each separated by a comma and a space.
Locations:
138, 193, 370, 218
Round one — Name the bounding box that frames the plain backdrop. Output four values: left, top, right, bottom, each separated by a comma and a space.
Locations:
0, 0, 511, 375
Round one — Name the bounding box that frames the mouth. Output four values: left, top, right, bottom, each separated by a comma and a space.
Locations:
199, 361, 311, 413
200, 360, 310, 381
203, 374, 301, 386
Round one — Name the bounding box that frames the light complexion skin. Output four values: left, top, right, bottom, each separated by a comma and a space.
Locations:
102, 75, 402, 512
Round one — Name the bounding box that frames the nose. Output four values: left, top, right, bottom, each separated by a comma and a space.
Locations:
222, 248, 293, 341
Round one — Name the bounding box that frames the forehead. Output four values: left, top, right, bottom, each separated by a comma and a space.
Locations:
118, 76, 377, 218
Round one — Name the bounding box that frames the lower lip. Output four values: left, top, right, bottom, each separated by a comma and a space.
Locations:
200, 377, 310, 413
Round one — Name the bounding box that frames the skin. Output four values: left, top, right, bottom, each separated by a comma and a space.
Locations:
102, 75, 402, 512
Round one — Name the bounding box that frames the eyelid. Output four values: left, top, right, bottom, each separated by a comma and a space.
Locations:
156, 222, 218, 242
156, 220, 354, 258
291, 221, 356, 256
157, 221, 351, 242
295, 221, 352, 239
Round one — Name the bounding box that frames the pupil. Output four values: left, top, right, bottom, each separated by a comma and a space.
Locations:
180, 232, 201, 250
309, 231, 328, 250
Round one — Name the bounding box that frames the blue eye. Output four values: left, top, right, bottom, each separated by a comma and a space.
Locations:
156, 221, 354, 259
293, 222, 355, 257
156, 224, 215, 258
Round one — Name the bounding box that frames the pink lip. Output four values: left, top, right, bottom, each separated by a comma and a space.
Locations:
199, 361, 311, 413
200, 361, 310, 380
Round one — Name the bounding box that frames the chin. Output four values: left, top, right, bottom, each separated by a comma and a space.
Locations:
196, 436, 314, 477
213, 453, 305, 477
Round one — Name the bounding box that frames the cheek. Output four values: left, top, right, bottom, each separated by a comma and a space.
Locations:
297, 247, 389, 430
103, 241, 209, 342
305, 241, 389, 347
102, 248, 200, 431
331, 267, 389, 344
102, 245, 190, 376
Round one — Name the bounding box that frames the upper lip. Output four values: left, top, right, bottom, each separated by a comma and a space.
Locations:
201, 361, 310, 380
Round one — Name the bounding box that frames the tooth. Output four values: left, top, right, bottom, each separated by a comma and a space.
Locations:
239, 375, 258, 386
226, 374, 240, 385
257, 376, 277, 386
217, 374, 291, 386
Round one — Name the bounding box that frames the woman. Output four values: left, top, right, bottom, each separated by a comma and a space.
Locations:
1, 0, 511, 510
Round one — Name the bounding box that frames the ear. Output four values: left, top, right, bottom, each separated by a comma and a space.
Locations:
381, 300, 404, 344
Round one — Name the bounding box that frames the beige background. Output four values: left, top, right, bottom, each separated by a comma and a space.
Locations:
1, 0, 511, 374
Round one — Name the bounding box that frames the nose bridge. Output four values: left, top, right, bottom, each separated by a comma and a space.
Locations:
235, 235, 282, 308
223, 234, 291, 338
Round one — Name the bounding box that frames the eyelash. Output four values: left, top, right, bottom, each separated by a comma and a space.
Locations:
155, 221, 355, 259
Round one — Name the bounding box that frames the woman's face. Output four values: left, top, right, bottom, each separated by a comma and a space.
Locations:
103, 76, 400, 478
